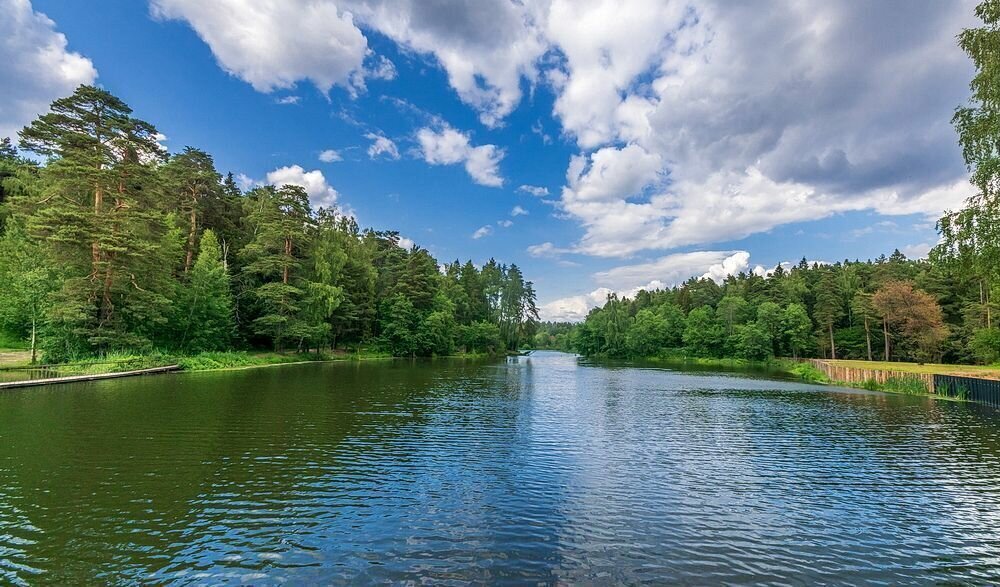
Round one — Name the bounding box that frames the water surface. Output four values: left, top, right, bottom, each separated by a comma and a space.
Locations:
2, 351, 1000, 584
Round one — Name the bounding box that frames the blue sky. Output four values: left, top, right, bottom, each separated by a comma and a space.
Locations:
2, 0, 978, 320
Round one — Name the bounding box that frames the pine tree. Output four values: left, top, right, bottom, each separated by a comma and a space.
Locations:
161, 147, 222, 272
240, 184, 314, 349
18, 85, 171, 353
176, 230, 234, 351
813, 270, 844, 359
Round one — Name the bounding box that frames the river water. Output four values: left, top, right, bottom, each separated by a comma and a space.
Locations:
2, 351, 1000, 584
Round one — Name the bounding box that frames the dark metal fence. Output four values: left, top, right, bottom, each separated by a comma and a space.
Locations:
934, 375, 1000, 408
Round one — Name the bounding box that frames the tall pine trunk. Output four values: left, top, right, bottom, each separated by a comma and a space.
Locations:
92, 182, 102, 278
283, 237, 291, 284
828, 322, 836, 360
184, 203, 197, 272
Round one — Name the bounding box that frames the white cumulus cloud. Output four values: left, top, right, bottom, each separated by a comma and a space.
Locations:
365, 132, 400, 159
518, 184, 549, 197
344, 0, 547, 126
416, 125, 504, 187
0, 0, 98, 140
319, 149, 342, 163
150, 0, 373, 96
266, 164, 339, 208
144, 0, 977, 262
472, 225, 494, 239
542, 1, 977, 257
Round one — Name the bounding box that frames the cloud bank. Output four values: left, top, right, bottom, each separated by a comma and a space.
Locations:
0, 0, 98, 139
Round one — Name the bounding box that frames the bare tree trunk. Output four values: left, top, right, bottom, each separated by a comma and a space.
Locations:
220, 239, 229, 272
30, 317, 37, 365
987, 278, 993, 329
864, 316, 873, 361
829, 322, 836, 360
883, 316, 891, 361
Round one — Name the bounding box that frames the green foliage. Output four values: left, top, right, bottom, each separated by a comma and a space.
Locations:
1, 85, 537, 363
570, 259, 953, 368
782, 303, 813, 359
786, 362, 829, 384
880, 376, 931, 395
0, 330, 29, 350
458, 321, 504, 354
970, 328, 1000, 364
174, 230, 234, 352
683, 307, 723, 357
531, 322, 575, 351
173, 351, 324, 371
0, 221, 58, 361
733, 322, 773, 361
17, 85, 171, 356
814, 269, 845, 358
937, 1, 1000, 336
626, 309, 669, 357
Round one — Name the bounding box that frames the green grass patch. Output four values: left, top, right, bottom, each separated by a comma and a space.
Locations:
0, 331, 28, 350
173, 351, 314, 371
853, 375, 930, 395
47, 352, 172, 375
880, 376, 933, 395
784, 361, 830, 384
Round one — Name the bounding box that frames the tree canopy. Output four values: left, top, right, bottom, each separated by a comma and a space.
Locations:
0, 86, 539, 361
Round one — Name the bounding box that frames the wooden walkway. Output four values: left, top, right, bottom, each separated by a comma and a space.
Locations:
0, 365, 181, 390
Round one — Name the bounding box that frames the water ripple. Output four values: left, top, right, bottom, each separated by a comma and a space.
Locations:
2, 351, 1000, 584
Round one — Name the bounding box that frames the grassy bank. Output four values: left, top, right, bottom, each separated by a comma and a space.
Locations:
0, 348, 507, 383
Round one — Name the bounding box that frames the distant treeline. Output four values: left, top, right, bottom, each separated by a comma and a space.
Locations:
536, 254, 999, 365
0, 86, 538, 362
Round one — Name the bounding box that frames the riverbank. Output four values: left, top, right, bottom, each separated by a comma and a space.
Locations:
606, 355, 830, 384
0, 348, 511, 386
582, 353, 998, 401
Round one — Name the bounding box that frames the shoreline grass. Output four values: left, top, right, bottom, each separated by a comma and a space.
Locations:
1, 348, 507, 382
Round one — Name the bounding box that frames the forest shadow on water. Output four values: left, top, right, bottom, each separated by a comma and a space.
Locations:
1, 351, 1000, 584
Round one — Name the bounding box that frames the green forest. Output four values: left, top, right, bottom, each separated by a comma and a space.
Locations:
536, 254, 999, 365
535, 3, 1000, 367
0, 87, 538, 363
5, 3, 1000, 370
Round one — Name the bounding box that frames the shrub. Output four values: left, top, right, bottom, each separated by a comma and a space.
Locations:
787, 362, 829, 384
881, 376, 929, 395
970, 328, 1000, 365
